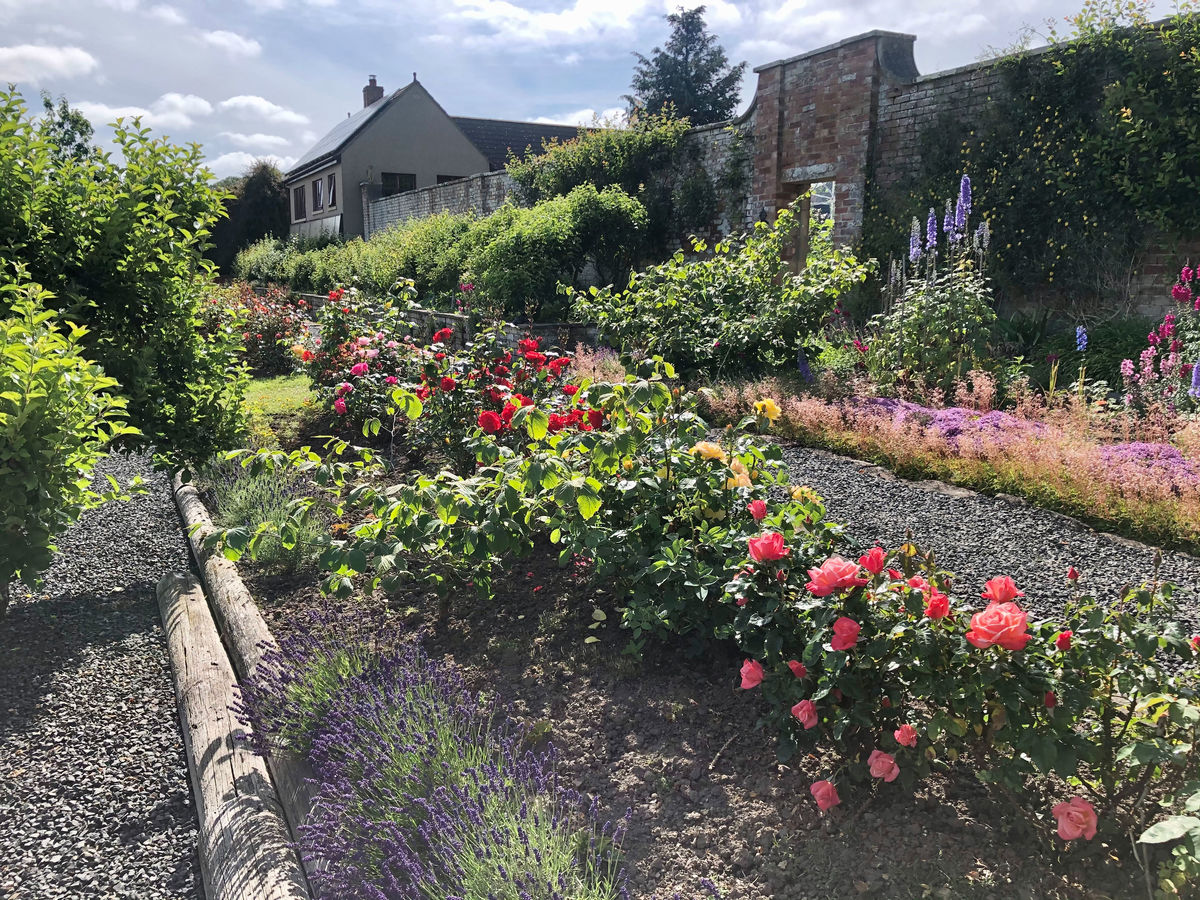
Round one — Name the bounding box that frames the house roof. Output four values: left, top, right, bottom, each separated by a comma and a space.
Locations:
449, 117, 582, 170
287, 82, 418, 179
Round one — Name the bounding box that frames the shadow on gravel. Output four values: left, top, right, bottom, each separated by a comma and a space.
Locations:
0, 586, 159, 740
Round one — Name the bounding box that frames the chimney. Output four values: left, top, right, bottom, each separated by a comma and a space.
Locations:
363, 75, 383, 107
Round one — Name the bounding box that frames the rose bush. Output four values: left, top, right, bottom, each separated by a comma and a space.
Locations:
200, 282, 310, 375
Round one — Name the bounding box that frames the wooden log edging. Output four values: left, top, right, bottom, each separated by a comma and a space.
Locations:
157, 572, 309, 900
172, 474, 324, 892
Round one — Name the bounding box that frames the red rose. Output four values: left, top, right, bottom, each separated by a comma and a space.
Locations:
787, 660, 807, 679
563, 384, 579, 396
830, 616, 860, 651
966, 601, 1030, 651
478, 410, 502, 434
748, 532, 789, 563
1055, 630, 1072, 650
1044, 691, 1057, 708
586, 409, 603, 429
747, 499, 767, 521
440, 376, 456, 392
924, 591, 950, 619
858, 547, 887, 575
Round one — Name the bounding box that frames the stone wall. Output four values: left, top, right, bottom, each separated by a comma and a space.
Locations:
364, 171, 514, 237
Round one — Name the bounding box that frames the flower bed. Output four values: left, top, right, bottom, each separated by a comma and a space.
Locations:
705, 380, 1200, 553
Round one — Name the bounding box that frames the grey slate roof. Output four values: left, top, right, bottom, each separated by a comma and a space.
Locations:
449, 117, 582, 170
287, 83, 417, 178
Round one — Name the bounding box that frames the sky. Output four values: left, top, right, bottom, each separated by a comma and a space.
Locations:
0, 0, 1166, 179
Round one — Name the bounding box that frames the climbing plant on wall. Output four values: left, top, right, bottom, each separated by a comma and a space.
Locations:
864, 1, 1200, 308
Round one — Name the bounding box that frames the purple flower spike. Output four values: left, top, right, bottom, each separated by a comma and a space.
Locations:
926, 207, 937, 251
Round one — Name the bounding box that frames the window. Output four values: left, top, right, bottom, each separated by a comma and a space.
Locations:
436, 174, 464, 185
327, 173, 337, 208
292, 185, 306, 221
311, 178, 324, 212
381, 172, 416, 197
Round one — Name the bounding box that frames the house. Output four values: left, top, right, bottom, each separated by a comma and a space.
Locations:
285, 76, 580, 239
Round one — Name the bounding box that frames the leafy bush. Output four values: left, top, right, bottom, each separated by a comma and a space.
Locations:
0, 91, 246, 464
203, 460, 322, 571
867, 177, 997, 395
574, 208, 869, 376
0, 277, 139, 614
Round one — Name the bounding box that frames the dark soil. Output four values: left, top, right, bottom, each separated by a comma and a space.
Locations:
243, 546, 1133, 900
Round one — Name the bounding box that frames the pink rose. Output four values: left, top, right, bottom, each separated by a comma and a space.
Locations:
981, 575, 1024, 605
1051, 797, 1098, 841
894, 724, 918, 747
858, 547, 887, 575
787, 660, 807, 679
830, 616, 860, 651
333, 397, 347, 416
805, 556, 868, 597
385, 375, 398, 385
740, 659, 763, 689
966, 601, 1031, 651
811, 780, 840, 811
792, 699, 818, 729
924, 591, 950, 619
747, 499, 767, 521
868, 749, 899, 782
748, 532, 789, 563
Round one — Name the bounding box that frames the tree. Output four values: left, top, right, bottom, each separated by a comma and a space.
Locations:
208, 160, 290, 275
38, 93, 97, 163
625, 6, 746, 126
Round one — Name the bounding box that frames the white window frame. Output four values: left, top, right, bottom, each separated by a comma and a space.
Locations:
327, 173, 337, 209
311, 177, 324, 212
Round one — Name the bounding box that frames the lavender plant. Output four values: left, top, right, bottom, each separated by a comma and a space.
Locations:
237, 627, 630, 899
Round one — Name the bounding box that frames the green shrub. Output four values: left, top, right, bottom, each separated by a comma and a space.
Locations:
0, 91, 247, 465
573, 207, 869, 376
0, 275, 139, 614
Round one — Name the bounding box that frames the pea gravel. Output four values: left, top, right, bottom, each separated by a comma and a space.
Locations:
782, 445, 1200, 625
0, 453, 201, 900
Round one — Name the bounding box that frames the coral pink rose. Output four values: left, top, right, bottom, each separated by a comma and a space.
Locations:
1052, 797, 1098, 841
811, 780, 840, 811
1055, 630, 1072, 650
748, 532, 789, 563
787, 660, 807, 679
830, 616, 860, 651
740, 659, 763, 689
858, 547, 887, 575
894, 724, 918, 747
747, 499, 767, 521
966, 601, 1030, 650
924, 591, 950, 619
981, 575, 1024, 605
805, 556, 868, 597
868, 749, 899, 782
792, 699, 818, 729
350, 361, 369, 376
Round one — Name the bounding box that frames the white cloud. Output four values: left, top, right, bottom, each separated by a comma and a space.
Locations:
101, 0, 139, 9
206, 150, 296, 178
246, 0, 286, 8
202, 30, 262, 58
534, 106, 625, 126
0, 44, 98, 82
219, 131, 292, 150
218, 94, 309, 125
148, 4, 185, 25
666, 0, 741, 29
445, 0, 655, 47
76, 91, 213, 130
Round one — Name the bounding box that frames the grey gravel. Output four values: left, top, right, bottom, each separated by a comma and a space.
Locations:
782, 445, 1200, 624
0, 453, 201, 900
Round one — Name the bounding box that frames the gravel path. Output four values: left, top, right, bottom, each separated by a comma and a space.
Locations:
782, 445, 1200, 624
0, 454, 201, 900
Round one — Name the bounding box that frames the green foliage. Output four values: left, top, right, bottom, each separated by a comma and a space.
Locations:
37, 93, 97, 164
0, 276, 140, 609
0, 90, 247, 465
208, 160, 290, 276
624, 5, 747, 126
865, 3, 1200, 306
574, 210, 869, 376
205, 460, 322, 571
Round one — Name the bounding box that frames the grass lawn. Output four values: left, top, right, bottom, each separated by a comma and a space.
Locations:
244, 373, 327, 448
245, 373, 313, 415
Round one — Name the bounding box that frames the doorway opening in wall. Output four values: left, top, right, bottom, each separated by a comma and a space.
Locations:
811, 181, 834, 226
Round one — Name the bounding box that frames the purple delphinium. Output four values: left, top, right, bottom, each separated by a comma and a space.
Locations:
954, 174, 972, 234
1076, 325, 1088, 353
797, 349, 813, 382
926, 207, 937, 252
909, 216, 921, 263
1190, 362, 1200, 398
942, 199, 954, 242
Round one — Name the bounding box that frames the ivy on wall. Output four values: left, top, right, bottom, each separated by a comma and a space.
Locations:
864, 2, 1200, 311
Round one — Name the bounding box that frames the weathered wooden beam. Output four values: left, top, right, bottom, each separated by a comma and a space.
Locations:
172, 474, 324, 890
157, 572, 309, 900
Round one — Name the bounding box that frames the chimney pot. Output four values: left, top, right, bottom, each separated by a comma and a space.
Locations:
363, 75, 384, 107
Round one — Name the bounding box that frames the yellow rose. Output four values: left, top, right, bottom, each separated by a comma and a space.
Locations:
755, 398, 781, 423
622, 458, 634, 472
689, 441, 727, 463
729, 458, 748, 476
791, 485, 821, 504
655, 466, 668, 479
725, 473, 752, 489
